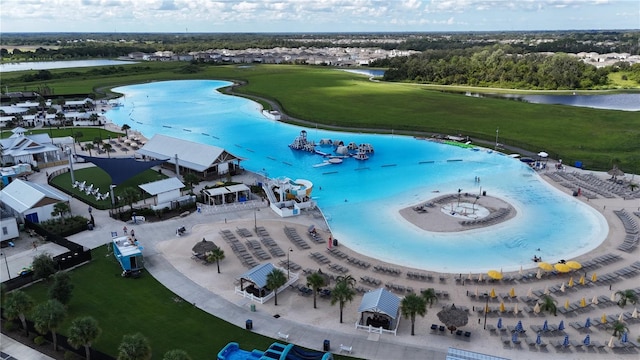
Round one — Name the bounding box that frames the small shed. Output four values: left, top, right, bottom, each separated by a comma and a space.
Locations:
239, 263, 275, 297
356, 288, 401, 335
138, 177, 185, 206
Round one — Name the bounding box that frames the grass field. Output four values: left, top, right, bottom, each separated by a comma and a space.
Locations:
21, 247, 278, 359
3, 62, 639, 173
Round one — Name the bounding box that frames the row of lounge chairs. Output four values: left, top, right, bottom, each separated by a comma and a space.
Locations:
237, 227, 253, 237
245, 239, 272, 261
326, 248, 348, 260
254, 226, 286, 257
283, 226, 310, 249
279, 260, 301, 271
554, 171, 617, 199
576, 172, 640, 199
220, 229, 259, 268
328, 263, 349, 274
614, 210, 639, 252
460, 208, 510, 226
307, 231, 325, 244
309, 252, 331, 264
385, 282, 413, 293
346, 256, 370, 269
360, 276, 381, 286
407, 271, 434, 282
373, 265, 402, 276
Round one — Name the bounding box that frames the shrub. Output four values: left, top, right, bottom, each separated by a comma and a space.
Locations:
34, 336, 46, 346
3, 321, 17, 332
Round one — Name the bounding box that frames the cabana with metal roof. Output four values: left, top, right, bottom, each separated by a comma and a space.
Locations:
202, 184, 251, 205
138, 177, 185, 206
356, 288, 401, 335
136, 134, 244, 179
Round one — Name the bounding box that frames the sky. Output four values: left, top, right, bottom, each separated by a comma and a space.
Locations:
1, 0, 638, 33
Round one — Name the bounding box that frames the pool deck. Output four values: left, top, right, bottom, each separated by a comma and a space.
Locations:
2, 150, 639, 360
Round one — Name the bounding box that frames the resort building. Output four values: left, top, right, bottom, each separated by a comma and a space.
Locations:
0, 179, 70, 223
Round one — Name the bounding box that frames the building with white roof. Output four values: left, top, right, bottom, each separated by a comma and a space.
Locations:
136, 134, 244, 179
0, 127, 62, 166
0, 179, 70, 223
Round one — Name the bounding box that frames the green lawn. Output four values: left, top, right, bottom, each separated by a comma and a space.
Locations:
3, 63, 639, 172
50, 167, 167, 210
22, 246, 277, 359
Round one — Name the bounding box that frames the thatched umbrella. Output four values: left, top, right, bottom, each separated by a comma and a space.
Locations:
192, 238, 217, 255
437, 304, 469, 333
608, 166, 624, 180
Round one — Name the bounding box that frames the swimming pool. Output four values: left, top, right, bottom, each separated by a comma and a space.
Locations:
107, 80, 608, 273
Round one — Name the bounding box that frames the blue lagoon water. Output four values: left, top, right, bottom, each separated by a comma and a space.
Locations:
106, 80, 608, 272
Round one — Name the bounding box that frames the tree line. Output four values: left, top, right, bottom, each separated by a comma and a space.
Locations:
371, 46, 625, 90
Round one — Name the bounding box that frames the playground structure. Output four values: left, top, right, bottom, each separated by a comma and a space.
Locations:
217, 342, 333, 360
263, 177, 315, 218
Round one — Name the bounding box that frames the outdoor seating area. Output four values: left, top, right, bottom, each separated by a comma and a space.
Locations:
245, 239, 272, 261
373, 265, 402, 276
548, 171, 640, 200
614, 210, 639, 252
328, 263, 349, 274
460, 208, 510, 226
220, 229, 259, 268
255, 226, 286, 257
284, 226, 310, 249
309, 252, 331, 264
327, 247, 348, 260
346, 256, 371, 269
72, 180, 109, 200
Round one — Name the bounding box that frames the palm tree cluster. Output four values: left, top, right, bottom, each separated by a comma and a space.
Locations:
400, 288, 439, 336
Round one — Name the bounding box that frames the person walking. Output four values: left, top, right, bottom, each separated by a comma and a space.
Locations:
123, 226, 128, 235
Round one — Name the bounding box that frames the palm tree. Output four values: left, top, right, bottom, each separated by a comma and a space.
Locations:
539, 295, 558, 316
330, 280, 355, 323
206, 248, 225, 274
51, 202, 70, 224
55, 112, 66, 126
265, 269, 287, 306
121, 124, 131, 137
33, 299, 67, 351
73, 130, 84, 153
68, 316, 102, 360
89, 113, 99, 125
306, 271, 327, 309
182, 173, 200, 195
610, 320, 629, 339
163, 349, 191, 360
121, 187, 140, 211
84, 143, 94, 156
48, 271, 74, 306
117, 332, 152, 360
336, 274, 356, 288
401, 293, 427, 336
4, 290, 35, 336
93, 137, 103, 151
102, 143, 113, 158
615, 289, 638, 307
421, 288, 438, 308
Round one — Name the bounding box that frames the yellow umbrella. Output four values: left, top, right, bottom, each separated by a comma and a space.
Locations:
509, 287, 516, 298
568, 276, 574, 287
591, 273, 597, 282
538, 262, 553, 271
564, 300, 570, 309
579, 275, 586, 285
484, 304, 490, 314
513, 303, 519, 315
560, 283, 566, 292
500, 302, 506, 313
490, 288, 496, 298
554, 263, 571, 273
566, 260, 582, 270
533, 302, 541, 314
601, 313, 608, 324
488, 270, 503, 280
580, 297, 587, 307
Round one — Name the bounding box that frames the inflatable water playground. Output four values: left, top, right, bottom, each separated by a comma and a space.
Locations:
217, 342, 333, 360
289, 130, 374, 166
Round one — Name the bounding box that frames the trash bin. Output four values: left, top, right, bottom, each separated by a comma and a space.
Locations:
482, 191, 486, 196
323, 339, 330, 351
250, 304, 256, 312
333, 238, 338, 247
87, 223, 94, 231
246, 319, 253, 330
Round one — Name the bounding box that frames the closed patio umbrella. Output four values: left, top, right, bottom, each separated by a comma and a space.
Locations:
497, 318, 503, 329
591, 295, 598, 305
500, 302, 506, 313
490, 288, 496, 298
618, 312, 624, 322
542, 319, 548, 331
579, 275, 585, 285
621, 332, 628, 343
564, 300, 570, 310
580, 297, 587, 307
608, 336, 615, 348
527, 287, 533, 297
534, 303, 541, 314
584, 317, 591, 329
519, 266, 523, 276
632, 308, 638, 319
509, 287, 516, 298
515, 320, 523, 332
563, 334, 569, 347
543, 286, 550, 295
560, 283, 565, 292
611, 292, 617, 302
536, 269, 543, 279
558, 320, 565, 331
566, 260, 582, 270
601, 313, 608, 324
478, 273, 484, 282
607, 166, 624, 179
591, 273, 597, 282
512, 331, 519, 343
468, 272, 473, 281
583, 334, 591, 346
568, 276, 574, 287
536, 332, 542, 345
513, 303, 519, 315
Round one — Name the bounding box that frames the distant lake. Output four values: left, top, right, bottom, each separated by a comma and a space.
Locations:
514, 93, 640, 112
0, 59, 138, 72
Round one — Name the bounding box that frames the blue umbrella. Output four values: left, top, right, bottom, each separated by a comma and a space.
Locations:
621, 332, 628, 343
542, 319, 549, 331
536, 332, 542, 345
583, 334, 591, 346
563, 334, 570, 347
584, 317, 591, 329
512, 331, 519, 343
515, 320, 523, 332
558, 320, 565, 331
497, 318, 503, 329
